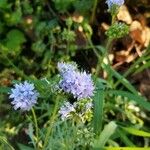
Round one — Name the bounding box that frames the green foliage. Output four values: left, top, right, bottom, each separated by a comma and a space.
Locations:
73, 0, 93, 15
52, 0, 93, 15
52, 0, 75, 13
4, 30, 26, 54
0, 0, 150, 150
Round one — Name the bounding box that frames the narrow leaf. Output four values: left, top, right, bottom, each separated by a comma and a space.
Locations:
94, 121, 117, 148
121, 127, 150, 137
93, 79, 105, 135
117, 129, 135, 146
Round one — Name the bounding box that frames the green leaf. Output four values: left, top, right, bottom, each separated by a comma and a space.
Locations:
5, 29, 26, 53
27, 123, 36, 148
73, 0, 93, 14
0, 86, 10, 93
17, 143, 34, 150
94, 121, 117, 148
53, 0, 75, 13
107, 90, 150, 111
121, 127, 150, 137
0, 0, 8, 9
8, 9, 22, 25
93, 89, 105, 135
117, 129, 135, 146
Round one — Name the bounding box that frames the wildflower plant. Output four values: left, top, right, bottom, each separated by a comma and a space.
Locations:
0, 0, 150, 149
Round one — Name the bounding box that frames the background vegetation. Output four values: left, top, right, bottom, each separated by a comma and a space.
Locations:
0, 0, 150, 149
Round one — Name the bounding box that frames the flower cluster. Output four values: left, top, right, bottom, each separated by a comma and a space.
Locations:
9, 81, 39, 111
58, 62, 95, 99
106, 0, 124, 8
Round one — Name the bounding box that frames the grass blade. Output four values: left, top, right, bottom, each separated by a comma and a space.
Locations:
121, 127, 150, 137
93, 89, 105, 135
117, 129, 135, 146
94, 121, 117, 148
93, 79, 105, 135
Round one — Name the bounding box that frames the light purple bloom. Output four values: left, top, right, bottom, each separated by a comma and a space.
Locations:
58, 62, 95, 99
106, 0, 124, 8
9, 81, 39, 111
58, 102, 75, 120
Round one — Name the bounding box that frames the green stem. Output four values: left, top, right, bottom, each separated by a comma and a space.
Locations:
89, 38, 112, 77
31, 108, 39, 149
42, 96, 60, 149
90, 0, 98, 24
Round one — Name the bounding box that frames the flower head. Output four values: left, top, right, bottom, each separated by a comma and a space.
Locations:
58, 62, 95, 99
106, 0, 124, 8
9, 81, 39, 111
58, 102, 75, 120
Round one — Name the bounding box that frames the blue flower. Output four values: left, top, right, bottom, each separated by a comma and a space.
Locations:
106, 0, 124, 8
9, 81, 39, 111
58, 62, 95, 99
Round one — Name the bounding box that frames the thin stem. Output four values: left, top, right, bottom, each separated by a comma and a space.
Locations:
87, 37, 102, 78
89, 38, 112, 77
31, 108, 39, 149
90, 0, 98, 24
42, 96, 60, 149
